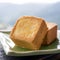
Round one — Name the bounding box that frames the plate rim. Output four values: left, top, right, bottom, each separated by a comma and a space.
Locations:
0, 26, 12, 32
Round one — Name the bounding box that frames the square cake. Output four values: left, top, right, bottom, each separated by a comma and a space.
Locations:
10, 16, 47, 50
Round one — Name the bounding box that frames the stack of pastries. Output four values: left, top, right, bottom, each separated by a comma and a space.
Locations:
10, 16, 57, 50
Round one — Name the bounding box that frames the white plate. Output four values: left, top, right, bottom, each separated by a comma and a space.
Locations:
0, 30, 60, 56
0, 26, 12, 32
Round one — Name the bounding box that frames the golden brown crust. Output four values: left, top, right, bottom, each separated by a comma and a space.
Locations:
10, 19, 20, 40
10, 16, 47, 50
10, 16, 43, 41
33, 20, 48, 49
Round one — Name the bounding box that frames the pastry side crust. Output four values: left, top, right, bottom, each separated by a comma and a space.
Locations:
43, 22, 57, 45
